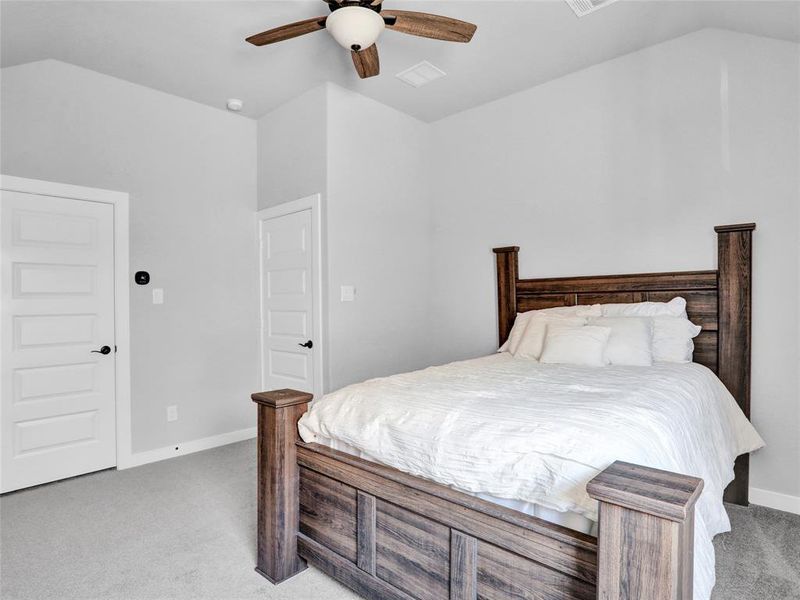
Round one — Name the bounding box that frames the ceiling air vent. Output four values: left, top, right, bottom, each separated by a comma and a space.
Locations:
565, 0, 620, 17
396, 61, 446, 88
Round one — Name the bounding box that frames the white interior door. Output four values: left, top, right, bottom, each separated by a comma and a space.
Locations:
260, 209, 315, 395
1, 191, 117, 493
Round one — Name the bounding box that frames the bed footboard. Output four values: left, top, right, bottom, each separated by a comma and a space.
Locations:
252, 389, 703, 599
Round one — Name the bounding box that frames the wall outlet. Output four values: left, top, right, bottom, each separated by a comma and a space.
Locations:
153, 288, 164, 304
166, 405, 178, 422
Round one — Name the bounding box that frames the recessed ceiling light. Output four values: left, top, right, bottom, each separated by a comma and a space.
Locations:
395, 61, 446, 88
226, 98, 244, 112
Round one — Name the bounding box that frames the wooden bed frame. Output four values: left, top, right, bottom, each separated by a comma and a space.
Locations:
252, 223, 754, 600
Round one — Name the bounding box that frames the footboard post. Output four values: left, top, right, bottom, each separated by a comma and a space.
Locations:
587, 461, 703, 600
252, 389, 312, 584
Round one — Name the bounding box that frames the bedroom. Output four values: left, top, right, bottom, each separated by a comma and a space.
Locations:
0, 1, 798, 599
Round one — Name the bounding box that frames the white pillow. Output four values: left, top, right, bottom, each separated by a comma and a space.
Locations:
536, 304, 602, 318
499, 312, 535, 353
498, 304, 601, 353
600, 297, 687, 318
539, 324, 612, 367
653, 317, 702, 363
588, 317, 653, 366
513, 315, 586, 360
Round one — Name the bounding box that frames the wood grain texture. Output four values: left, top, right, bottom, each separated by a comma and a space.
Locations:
352, 44, 379, 78
516, 270, 718, 294
477, 541, 596, 600
382, 10, 477, 43
357, 491, 377, 575
252, 390, 310, 583
376, 499, 450, 600
450, 531, 477, 600
298, 533, 416, 600
593, 504, 693, 600
586, 461, 703, 522
716, 224, 754, 505
588, 461, 701, 600
252, 389, 313, 408
245, 16, 327, 46
298, 443, 597, 585
692, 330, 719, 372
299, 467, 357, 562
288, 444, 709, 600
493, 247, 519, 347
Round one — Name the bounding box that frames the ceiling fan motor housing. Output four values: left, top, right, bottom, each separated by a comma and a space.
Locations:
326, 6, 385, 52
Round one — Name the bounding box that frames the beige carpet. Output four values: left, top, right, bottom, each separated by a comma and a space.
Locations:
1, 439, 797, 599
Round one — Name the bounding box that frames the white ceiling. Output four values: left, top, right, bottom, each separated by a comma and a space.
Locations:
2, 1, 798, 122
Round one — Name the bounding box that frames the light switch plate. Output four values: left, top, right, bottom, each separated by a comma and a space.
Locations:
153, 288, 164, 304
167, 405, 178, 422
340, 285, 356, 302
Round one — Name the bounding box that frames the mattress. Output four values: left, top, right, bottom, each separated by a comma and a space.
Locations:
298, 353, 764, 599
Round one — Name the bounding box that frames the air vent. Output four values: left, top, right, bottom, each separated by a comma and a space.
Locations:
395, 61, 446, 88
565, 0, 620, 17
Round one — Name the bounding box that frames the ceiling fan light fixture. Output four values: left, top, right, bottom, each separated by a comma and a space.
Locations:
326, 6, 385, 51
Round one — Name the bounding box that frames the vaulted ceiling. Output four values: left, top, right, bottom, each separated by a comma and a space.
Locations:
2, 1, 798, 122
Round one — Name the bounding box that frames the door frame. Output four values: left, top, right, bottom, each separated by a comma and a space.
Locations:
0, 174, 133, 471
256, 194, 325, 400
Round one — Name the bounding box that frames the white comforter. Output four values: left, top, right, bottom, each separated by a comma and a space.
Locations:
298, 353, 764, 600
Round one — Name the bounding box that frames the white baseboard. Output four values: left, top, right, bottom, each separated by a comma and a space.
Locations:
750, 487, 800, 515
117, 427, 257, 470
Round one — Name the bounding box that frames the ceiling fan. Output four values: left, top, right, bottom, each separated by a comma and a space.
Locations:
245, 0, 477, 79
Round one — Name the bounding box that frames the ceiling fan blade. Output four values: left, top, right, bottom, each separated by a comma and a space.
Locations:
246, 16, 327, 46
352, 44, 380, 79
382, 10, 476, 43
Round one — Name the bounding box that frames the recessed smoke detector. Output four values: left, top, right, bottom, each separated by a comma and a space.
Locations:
395, 61, 446, 88
226, 98, 244, 112
565, 0, 620, 17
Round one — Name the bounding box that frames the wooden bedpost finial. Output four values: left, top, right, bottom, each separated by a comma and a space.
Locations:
588, 461, 703, 600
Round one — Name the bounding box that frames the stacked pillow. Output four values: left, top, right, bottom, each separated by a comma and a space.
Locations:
500, 297, 702, 367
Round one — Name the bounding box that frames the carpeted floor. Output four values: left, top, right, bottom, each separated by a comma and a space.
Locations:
1, 440, 798, 600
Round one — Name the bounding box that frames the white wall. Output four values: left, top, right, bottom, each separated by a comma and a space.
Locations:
428, 29, 800, 498
325, 85, 431, 390
257, 85, 327, 210
1, 60, 259, 454
256, 83, 432, 392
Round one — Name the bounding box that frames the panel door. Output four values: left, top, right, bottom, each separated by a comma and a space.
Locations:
260, 209, 314, 394
1, 191, 116, 492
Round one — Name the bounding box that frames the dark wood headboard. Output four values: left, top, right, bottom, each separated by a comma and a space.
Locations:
493, 223, 755, 505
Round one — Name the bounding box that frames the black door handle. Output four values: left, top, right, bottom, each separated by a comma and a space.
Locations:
91, 345, 112, 355
298, 340, 313, 349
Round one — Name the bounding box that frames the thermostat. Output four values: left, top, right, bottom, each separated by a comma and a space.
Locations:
135, 271, 150, 285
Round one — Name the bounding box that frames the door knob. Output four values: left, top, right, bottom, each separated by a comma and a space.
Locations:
298, 340, 313, 349
91, 345, 112, 355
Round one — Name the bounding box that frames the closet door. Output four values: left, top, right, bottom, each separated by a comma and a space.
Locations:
260, 208, 316, 395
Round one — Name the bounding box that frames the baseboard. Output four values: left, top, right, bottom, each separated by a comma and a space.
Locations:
749, 487, 800, 515
117, 426, 257, 470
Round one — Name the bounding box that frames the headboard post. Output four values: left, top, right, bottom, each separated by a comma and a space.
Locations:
493, 246, 520, 347
715, 223, 755, 506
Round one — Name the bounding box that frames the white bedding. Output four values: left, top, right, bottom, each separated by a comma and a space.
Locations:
298, 353, 764, 599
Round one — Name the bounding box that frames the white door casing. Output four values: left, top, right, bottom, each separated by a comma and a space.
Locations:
258, 195, 324, 399
1, 190, 118, 492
